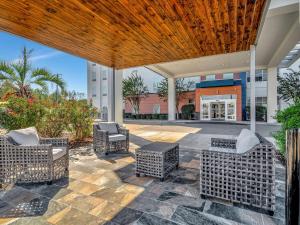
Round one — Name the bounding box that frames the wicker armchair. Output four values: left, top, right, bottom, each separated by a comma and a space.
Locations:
93, 122, 129, 154
200, 133, 275, 213
0, 136, 69, 187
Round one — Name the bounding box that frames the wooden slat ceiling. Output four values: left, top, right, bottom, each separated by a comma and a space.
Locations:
0, 0, 267, 69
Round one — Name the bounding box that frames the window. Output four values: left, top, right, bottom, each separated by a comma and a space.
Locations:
92, 71, 96, 81
256, 97, 267, 106
206, 74, 215, 81
102, 70, 107, 80
246, 69, 268, 82
246, 97, 267, 106
92, 86, 97, 97
153, 104, 160, 114
223, 73, 234, 80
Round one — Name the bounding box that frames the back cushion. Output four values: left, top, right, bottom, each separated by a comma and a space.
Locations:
236, 129, 260, 154
98, 122, 118, 134
7, 127, 40, 146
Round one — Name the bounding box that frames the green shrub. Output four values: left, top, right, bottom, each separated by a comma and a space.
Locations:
0, 96, 45, 130
37, 106, 68, 137
274, 102, 300, 157
181, 104, 195, 120
63, 100, 97, 141
152, 114, 159, 119
145, 114, 152, 119
159, 114, 168, 120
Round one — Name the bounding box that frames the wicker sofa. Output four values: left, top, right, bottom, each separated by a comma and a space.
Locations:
93, 122, 129, 154
0, 128, 69, 187
200, 129, 275, 214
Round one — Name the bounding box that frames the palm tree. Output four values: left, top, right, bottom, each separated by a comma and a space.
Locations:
0, 47, 66, 98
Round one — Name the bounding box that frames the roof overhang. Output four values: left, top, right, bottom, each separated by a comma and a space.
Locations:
147, 0, 300, 78
0, 0, 268, 69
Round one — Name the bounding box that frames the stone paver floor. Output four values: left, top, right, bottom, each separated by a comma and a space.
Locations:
0, 124, 285, 225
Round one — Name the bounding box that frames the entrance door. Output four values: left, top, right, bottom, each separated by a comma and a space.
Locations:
210, 102, 225, 120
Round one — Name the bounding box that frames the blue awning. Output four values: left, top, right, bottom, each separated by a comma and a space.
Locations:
196, 79, 241, 88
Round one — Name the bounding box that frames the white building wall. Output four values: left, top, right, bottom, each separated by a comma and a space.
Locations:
87, 61, 112, 119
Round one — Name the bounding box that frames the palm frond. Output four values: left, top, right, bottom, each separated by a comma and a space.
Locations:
31, 68, 66, 92
0, 61, 18, 81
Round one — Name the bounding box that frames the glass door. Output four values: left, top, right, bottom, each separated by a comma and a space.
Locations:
210, 102, 225, 120
201, 102, 210, 120
226, 101, 236, 120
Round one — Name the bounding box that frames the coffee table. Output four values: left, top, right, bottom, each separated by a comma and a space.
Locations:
135, 142, 179, 181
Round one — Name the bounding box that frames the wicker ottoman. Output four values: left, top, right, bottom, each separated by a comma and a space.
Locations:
135, 142, 179, 181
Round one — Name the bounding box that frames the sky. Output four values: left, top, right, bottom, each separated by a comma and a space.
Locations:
0, 31, 87, 95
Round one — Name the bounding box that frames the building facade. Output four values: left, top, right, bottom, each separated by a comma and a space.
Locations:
123, 70, 270, 122
87, 61, 113, 120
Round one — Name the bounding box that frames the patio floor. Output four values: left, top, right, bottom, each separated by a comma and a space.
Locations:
0, 124, 285, 225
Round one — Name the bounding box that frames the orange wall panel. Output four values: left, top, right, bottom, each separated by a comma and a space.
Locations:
195, 86, 242, 121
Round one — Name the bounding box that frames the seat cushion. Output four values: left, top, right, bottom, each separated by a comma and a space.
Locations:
53, 147, 67, 160
109, 134, 126, 142
236, 129, 260, 154
7, 127, 39, 146
209, 146, 236, 153
98, 122, 119, 134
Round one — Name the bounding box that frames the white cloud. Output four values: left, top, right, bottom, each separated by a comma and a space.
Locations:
12, 50, 63, 63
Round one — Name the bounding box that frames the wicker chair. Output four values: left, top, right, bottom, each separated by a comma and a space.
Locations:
200, 133, 275, 214
93, 122, 129, 154
0, 136, 69, 187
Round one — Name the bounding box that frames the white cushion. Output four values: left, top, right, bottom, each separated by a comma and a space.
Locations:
99, 122, 118, 134
209, 146, 236, 153
109, 134, 126, 142
236, 129, 260, 154
7, 127, 39, 146
53, 147, 67, 160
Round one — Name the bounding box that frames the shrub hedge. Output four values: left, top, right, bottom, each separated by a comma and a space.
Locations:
274, 102, 300, 157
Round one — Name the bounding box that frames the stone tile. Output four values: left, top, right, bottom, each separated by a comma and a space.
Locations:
67, 180, 101, 195
273, 196, 285, 221
275, 167, 285, 182
110, 207, 144, 225
1, 186, 41, 207
47, 206, 103, 225
91, 187, 139, 206
0, 199, 30, 218
261, 214, 284, 225
0, 218, 18, 224
57, 192, 105, 213
128, 196, 177, 220
171, 205, 236, 225
157, 191, 205, 208
135, 213, 179, 225
124, 175, 154, 187
89, 202, 123, 221
204, 201, 262, 225
8, 217, 51, 225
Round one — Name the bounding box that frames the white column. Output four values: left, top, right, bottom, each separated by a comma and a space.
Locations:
107, 68, 123, 125
168, 77, 176, 121
115, 69, 123, 125
267, 67, 278, 123
107, 68, 114, 122
250, 45, 256, 132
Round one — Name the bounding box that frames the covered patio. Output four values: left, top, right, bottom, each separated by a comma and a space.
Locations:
0, 123, 284, 225
0, 0, 298, 224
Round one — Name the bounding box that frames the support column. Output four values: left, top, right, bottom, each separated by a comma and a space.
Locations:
114, 69, 123, 125
168, 78, 176, 121
107, 68, 123, 125
250, 45, 256, 132
267, 67, 278, 123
